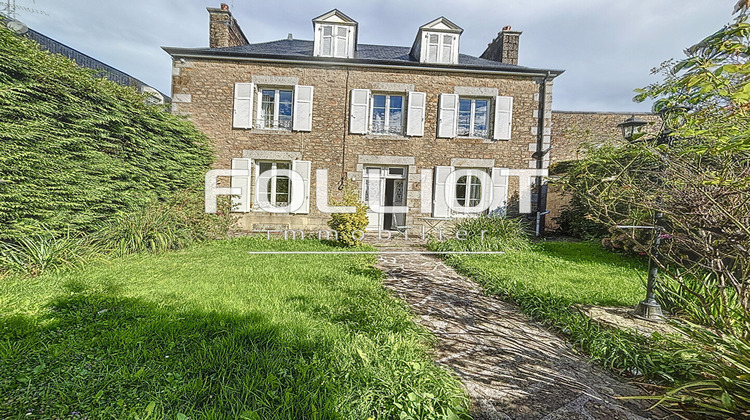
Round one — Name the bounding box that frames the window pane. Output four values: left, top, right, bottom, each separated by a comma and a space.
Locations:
389, 108, 403, 134
259, 162, 272, 174
372, 95, 386, 108
261, 90, 275, 128
441, 44, 452, 63
469, 176, 482, 206
429, 34, 439, 44
474, 100, 489, 137
456, 176, 467, 206
335, 36, 347, 56
372, 108, 386, 133
389, 96, 403, 109
322, 26, 332, 36
276, 162, 290, 170
322, 37, 332, 55
458, 99, 472, 135
428, 44, 438, 62
337, 26, 348, 37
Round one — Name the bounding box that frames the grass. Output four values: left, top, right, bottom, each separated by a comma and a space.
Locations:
0, 237, 468, 419
448, 240, 647, 307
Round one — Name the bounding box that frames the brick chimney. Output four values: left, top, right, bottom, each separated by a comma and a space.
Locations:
207, 3, 249, 48
480, 26, 522, 65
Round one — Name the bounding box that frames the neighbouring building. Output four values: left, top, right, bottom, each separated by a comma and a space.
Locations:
164, 5, 565, 233
2, 14, 169, 104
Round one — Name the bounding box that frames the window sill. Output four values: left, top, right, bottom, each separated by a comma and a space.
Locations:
249, 128, 294, 134
364, 133, 410, 141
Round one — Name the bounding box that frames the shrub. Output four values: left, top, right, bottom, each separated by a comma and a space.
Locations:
96, 189, 235, 255
0, 231, 90, 275
429, 215, 531, 253
0, 27, 213, 243
326, 184, 368, 247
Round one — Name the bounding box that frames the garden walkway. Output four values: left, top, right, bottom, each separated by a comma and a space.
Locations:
371, 239, 668, 420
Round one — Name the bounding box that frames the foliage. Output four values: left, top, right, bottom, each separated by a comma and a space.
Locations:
558, 6, 750, 417
0, 230, 91, 275
326, 184, 369, 247
428, 215, 531, 253
0, 238, 469, 419
554, 195, 610, 239
0, 27, 213, 242
96, 189, 236, 255
632, 321, 750, 418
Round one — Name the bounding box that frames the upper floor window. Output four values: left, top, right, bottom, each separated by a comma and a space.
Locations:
350, 89, 425, 137
371, 94, 404, 135
320, 25, 350, 58
312, 10, 358, 59
259, 88, 293, 130
437, 93, 513, 140
232, 82, 313, 132
426, 33, 456, 64
457, 98, 490, 138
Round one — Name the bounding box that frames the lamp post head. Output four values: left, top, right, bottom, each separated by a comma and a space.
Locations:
617, 115, 648, 142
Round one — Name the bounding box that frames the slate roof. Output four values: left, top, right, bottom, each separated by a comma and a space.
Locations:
163, 39, 563, 76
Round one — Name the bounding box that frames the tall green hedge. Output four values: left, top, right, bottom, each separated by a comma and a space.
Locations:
0, 28, 213, 240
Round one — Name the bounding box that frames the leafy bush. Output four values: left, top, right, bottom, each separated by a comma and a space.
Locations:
429, 215, 531, 253
554, 195, 610, 239
326, 184, 368, 247
0, 231, 90, 275
0, 27, 213, 242
97, 189, 235, 255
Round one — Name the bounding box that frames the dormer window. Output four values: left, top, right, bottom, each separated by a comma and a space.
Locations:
313, 9, 358, 59
425, 33, 457, 64
320, 25, 350, 58
410, 17, 463, 65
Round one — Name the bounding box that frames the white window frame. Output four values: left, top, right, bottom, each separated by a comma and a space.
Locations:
455, 172, 483, 208
257, 87, 294, 130
457, 97, 491, 139
256, 160, 292, 207
319, 24, 350, 58
422, 32, 458, 64
370, 93, 405, 136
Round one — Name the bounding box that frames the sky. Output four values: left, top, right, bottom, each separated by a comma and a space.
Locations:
5, 0, 737, 112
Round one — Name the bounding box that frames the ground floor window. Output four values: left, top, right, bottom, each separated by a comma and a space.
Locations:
455, 173, 483, 207
257, 161, 290, 206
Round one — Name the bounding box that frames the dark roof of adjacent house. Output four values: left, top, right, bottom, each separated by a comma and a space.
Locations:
163, 39, 563, 76
22, 25, 171, 102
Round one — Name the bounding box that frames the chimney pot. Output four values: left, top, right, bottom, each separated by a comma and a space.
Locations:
220, 3, 229, 11
287, 33, 293, 40
502, 25, 512, 31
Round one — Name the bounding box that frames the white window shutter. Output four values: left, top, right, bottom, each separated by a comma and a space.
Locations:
349, 89, 370, 134
291, 160, 311, 214
432, 166, 454, 217
406, 91, 426, 136
231, 158, 252, 212
489, 167, 509, 215
233, 83, 254, 129
493, 96, 513, 140
293, 85, 314, 132
437, 93, 458, 138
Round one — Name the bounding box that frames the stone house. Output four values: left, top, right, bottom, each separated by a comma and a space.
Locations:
163, 5, 564, 233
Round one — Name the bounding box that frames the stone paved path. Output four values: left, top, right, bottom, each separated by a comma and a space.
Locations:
372, 241, 669, 420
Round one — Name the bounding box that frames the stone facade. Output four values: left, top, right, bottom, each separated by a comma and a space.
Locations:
172, 58, 552, 231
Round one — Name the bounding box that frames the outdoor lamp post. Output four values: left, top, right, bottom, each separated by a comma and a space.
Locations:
616, 115, 648, 141
616, 115, 666, 321
632, 213, 666, 321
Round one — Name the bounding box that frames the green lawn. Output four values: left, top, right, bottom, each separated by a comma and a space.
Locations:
444, 240, 647, 307
0, 237, 468, 419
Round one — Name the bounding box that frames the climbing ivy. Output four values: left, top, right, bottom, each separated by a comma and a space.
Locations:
0, 27, 213, 240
